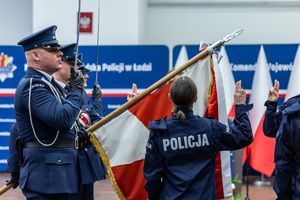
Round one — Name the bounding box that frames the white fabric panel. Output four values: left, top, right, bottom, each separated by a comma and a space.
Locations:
94, 110, 149, 167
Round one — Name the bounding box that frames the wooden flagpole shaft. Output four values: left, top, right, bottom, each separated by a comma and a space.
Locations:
88, 49, 209, 132
0, 183, 14, 196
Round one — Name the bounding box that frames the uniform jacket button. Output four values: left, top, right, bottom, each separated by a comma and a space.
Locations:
58, 159, 61, 163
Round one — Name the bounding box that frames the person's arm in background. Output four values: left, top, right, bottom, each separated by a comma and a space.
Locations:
214, 81, 254, 151
127, 83, 138, 101
263, 80, 281, 138
91, 84, 105, 122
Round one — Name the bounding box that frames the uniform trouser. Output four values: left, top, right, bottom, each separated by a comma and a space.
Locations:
68, 183, 94, 200
22, 188, 69, 200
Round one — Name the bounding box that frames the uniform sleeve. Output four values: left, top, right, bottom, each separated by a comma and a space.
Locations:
6, 123, 20, 173
263, 100, 281, 138
213, 104, 253, 151
90, 100, 105, 123
143, 130, 164, 200
22, 80, 81, 130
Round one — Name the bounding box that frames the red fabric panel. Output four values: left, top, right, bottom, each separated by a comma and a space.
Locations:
112, 160, 148, 200
129, 83, 173, 130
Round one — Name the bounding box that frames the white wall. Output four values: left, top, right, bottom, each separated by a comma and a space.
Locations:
146, 1, 300, 48
33, 0, 144, 45
2, 0, 300, 48
0, 0, 33, 45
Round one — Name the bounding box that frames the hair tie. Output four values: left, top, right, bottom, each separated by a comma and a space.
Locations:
175, 105, 188, 113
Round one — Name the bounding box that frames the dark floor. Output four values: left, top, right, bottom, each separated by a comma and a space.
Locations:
0, 172, 277, 200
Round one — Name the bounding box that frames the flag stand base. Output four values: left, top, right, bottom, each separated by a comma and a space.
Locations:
252, 174, 272, 186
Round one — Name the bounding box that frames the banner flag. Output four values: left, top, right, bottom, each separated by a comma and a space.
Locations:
219, 46, 236, 119
90, 54, 233, 199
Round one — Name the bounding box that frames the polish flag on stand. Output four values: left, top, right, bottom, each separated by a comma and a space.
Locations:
285, 44, 300, 101
174, 45, 189, 69
89, 52, 233, 199
246, 45, 275, 177
219, 46, 236, 119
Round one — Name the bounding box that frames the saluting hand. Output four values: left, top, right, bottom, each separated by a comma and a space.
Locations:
234, 80, 246, 105
268, 79, 279, 102
127, 83, 138, 101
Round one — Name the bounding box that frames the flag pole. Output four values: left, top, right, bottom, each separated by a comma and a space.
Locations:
0, 183, 13, 196
88, 29, 243, 133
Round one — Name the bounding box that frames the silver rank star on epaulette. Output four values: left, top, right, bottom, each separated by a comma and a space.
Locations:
226, 126, 231, 133
146, 142, 152, 150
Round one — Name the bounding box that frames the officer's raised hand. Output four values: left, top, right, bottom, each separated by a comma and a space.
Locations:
69, 67, 84, 94
6, 172, 19, 189
92, 84, 102, 102
234, 80, 246, 105
268, 79, 279, 102
127, 83, 138, 101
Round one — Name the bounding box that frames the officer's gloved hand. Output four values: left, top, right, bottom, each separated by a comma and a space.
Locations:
6, 172, 19, 189
92, 84, 102, 102
68, 67, 84, 94
78, 127, 90, 144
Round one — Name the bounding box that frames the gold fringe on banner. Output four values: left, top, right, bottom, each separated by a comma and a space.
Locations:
89, 132, 127, 200
207, 56, 214, 102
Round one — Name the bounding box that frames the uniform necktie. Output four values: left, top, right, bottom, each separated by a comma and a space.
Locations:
51, 77, 57, 88
64, 85, 70, 92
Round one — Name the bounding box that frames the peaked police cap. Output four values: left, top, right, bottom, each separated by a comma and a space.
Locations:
59, 43, 79, 63
78, 54, 90, 72
17, 25, 62, 51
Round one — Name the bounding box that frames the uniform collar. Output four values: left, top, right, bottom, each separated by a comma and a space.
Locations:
34, 68, 53, 82
55, 80, 67, 89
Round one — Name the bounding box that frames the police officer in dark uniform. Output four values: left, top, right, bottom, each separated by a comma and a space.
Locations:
77, 56, 105, 122
53, 44, 106, 200
263, 80, 300, 200
144, 77, 253, 200
5, 123, 20, 189
73, 56, 106, 200
15, 25, 84, 199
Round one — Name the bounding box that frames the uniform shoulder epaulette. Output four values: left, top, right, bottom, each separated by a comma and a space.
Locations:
285, 94, 300, 104
149, 118, 167, 131
283, 101, 300, 116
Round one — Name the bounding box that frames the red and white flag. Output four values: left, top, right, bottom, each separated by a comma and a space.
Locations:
90, 53, 233, 199
285, 44, 300, 101
219, 46, 236, 119
246, 45, 275, 177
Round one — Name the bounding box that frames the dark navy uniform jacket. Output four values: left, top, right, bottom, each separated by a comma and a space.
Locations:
77, 90, 106, 185
263, 95, 300, 200
6, 123, 19, 173
144, 104, 253, 200
14, 67, 82, 194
